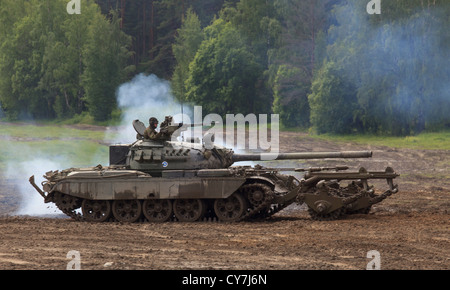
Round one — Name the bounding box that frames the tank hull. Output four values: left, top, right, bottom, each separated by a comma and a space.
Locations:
30, 164, 398, 222
51, 169, 246, 200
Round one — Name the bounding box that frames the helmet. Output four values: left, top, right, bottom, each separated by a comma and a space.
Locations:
149, 117, 158, 126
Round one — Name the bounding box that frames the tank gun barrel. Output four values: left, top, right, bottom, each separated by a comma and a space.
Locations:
231, 151, 373, 162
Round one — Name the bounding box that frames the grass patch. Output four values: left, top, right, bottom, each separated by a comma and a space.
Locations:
0, 122, 117, 141
0, 123, 112, 171
58, 110, 123, 126
310, 130, 450, 150
0, 139, 109, 171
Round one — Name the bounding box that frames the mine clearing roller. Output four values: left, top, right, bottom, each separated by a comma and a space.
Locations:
29, 117, 399, 222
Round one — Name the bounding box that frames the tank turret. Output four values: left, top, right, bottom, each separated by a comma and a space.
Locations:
109, 119, 373, 175
119, 140, 373, 174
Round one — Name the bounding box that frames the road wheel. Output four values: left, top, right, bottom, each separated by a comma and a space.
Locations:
173, 199, 205, 222
214, 193, 247, 222
82, 199, 111, 222
112, 200, 142, 223
143, 199, 173, 222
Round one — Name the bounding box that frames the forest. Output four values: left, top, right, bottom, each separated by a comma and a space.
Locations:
0, 0, 448, 136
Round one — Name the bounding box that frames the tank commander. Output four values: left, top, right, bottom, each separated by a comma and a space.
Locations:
144, 117, 164, 140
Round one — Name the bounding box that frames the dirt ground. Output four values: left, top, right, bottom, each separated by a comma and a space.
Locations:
0, 130, 448, 271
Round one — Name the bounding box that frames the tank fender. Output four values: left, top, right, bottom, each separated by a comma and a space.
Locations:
245, 176, 275, 189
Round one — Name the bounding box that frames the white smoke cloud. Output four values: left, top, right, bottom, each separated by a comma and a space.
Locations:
111, 73, 192, 144
7, 159, 61, 216
1, 130, 107, 217
1, 135, 76, 217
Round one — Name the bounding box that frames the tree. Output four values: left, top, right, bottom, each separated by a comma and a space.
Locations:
0, 0, 29, 119
40, 1, 99, 119
230, 0, 280, 67
185, 19, 265, 115
0, 0, 134, 121
267, 0, 332, 128
272, 65, 310, 128
172, 8, 203, 102
322, 0, 450, 135
99, 0, 227, 79
1, 0, 48, 119
308, 61, 359, 134
82, 10, 132, 121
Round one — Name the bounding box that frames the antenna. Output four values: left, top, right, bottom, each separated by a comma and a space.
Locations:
181, 102, 184, 124
181, 102, 184, 142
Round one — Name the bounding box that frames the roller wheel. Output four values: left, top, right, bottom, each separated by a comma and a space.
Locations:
82, 199, 111, 222
173, 199, 205, 222
143, 199, 173, 222
214, 193, 247, 222
112, 200, 142, 223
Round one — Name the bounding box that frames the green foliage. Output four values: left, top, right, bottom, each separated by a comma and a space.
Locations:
268, 0, 332, 128
308, 62, 359, 134
272, 65, 310, 128
185, 19, 265, 116
0, 0, 448, 137
140, 0, 227, 79
172, 0, 281, 116
318, 0, 450, 135
0, 0, 132, 122
172, 8, 204, 102
82, 10, 132, 121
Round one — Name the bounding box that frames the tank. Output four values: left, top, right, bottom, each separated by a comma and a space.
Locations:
29, 117, 399, 222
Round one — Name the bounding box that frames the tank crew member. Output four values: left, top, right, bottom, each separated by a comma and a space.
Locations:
144, 117, 163, 140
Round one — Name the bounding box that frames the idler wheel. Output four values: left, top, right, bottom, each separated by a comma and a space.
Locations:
53, 192, 81, 211
82, 199, 111, 222
173, 199, 205, 222
112, 200, 142, 223
143, 199, 173, 222
214, 193, 247, 222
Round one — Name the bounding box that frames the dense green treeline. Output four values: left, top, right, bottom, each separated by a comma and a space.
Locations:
0, 0, 132, 121
310, 0, 450, 135
0, 0, 449, 135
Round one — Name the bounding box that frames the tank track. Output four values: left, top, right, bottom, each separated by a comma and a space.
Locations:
51, 182, 290, 223
52, 192, 85, 222
237, 183, 275, 221
52, 181, 396, 223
